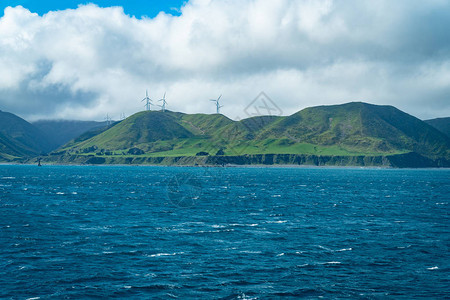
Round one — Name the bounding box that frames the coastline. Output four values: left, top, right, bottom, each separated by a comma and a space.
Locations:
2, 152, 449, 169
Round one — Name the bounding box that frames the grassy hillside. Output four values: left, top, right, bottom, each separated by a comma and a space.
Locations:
256, 102, 449, 157
425, 117, 450, 137
56, 103, 449, 163
0, 110, 52, 159
66, 111, 194, 152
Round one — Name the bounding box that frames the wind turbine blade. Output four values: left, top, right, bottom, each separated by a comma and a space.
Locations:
218, 95, 222, 101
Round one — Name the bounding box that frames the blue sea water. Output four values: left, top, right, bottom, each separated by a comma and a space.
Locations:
0, 165, 449, 299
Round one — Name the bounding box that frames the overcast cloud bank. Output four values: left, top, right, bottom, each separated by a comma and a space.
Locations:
0, 0, 449, 121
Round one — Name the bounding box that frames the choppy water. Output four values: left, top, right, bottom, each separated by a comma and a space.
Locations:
0, 165, 449, 299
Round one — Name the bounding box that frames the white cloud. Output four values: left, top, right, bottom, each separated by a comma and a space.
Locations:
0, 0, 449, 121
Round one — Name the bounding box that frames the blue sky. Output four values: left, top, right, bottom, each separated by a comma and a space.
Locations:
1, 0, 186, 17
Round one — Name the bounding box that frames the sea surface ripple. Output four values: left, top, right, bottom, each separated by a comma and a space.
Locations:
0, 165, 449, 299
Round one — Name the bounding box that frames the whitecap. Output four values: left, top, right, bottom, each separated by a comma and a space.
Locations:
427, 266, 439, 270
276, 253, 285, 257
337, 248, 352, 252
239, 250, 262, 254
211, 224, 225, 228
323, 261, 341, 264
148, 252, 183, 257
228, 223, 258, 227
124, 286, 132, 289
297, 263, 309, 267
1, 177, 15, 179
317, 245, 332, 251
56, 192, 65, 195
26, 297, 40, 300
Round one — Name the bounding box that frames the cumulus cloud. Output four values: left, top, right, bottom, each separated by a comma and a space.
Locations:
0, 0, 449, 121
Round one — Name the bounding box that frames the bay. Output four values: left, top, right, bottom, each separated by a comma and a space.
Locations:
0, 165, 449, 298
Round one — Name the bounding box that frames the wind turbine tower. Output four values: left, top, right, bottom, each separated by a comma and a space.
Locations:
210, 94, 223, 114
159, 92, 167, 112
141, 89, 153, 111
105, 113, 112, 126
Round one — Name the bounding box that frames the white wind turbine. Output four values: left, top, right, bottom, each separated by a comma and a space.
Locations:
159, 92, 167, 112
141, 89, 153, 111
210, 94, 223, 114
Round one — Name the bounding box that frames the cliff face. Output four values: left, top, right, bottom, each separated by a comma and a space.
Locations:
34, 152, 449, 168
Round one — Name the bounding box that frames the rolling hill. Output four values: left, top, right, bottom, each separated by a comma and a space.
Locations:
0, 110, 52, 161
33, 120, 110, 149
425, 117, 450, 137
49, 102, 449, 167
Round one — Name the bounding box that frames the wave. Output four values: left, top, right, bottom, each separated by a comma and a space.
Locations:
147, 252, 184, 257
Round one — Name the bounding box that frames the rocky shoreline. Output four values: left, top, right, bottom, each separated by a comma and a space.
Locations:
22, 152, 450, 168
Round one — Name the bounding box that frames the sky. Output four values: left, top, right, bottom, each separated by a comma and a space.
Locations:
0, 0, 449, 121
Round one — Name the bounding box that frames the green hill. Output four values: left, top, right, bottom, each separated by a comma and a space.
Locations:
255, 102, 449, 157
67, 111, 194, 152
51, 102, 449, 167
425, 117, 450, 137
0, 110, 52, 161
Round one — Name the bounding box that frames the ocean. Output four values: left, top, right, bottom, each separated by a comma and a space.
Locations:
0, 165, 449, 299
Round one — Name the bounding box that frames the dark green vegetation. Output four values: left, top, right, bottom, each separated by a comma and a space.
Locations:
0, 111, 112, 162
33, 120, 110, 149
0, 110, 52, 161
39, 102, 449, 167
425, 117, 450, 137
2, 103, 449, 167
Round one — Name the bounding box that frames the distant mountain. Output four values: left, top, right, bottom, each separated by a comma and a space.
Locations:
32, 120, 110, 149
0, 110, 52, 160
425, 117, 450, 137
51, 102, 449, 167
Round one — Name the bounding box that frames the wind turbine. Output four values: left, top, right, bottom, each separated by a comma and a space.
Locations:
141, 89, 153, 111
105, 113, 112, 126
210, 94, 223, 114
159, 92, 167, 112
